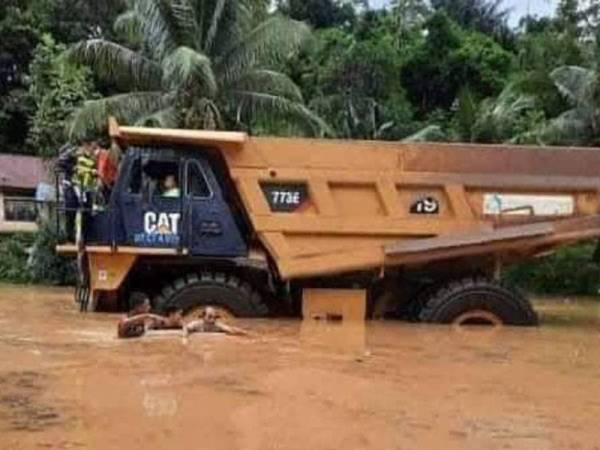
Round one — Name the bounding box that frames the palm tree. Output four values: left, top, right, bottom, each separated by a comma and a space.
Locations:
470, 84, 537, 143
537, 65, 600, 145
67, 0, 329, 139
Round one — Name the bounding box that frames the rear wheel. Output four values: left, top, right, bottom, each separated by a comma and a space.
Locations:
419, 278, 538, 326
154, 272, 269, 318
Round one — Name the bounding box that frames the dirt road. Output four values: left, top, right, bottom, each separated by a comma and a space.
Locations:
1, 285, 600, 449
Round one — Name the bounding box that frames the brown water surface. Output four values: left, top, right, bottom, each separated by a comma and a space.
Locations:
1, 285, 600, 449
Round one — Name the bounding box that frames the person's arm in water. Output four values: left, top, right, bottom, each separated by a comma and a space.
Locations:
151, 314, 184, 330
118, 313, 168, 338
214, 320, 248, 336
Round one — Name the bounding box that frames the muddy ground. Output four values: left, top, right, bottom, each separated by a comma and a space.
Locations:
1, 285, 600, 449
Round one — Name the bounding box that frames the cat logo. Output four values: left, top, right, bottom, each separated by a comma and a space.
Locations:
144, 212, 181, 235
410, 197, 440, 215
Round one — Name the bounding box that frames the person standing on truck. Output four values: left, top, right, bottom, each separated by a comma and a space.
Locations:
93, 141, 118, 204
162, 174, 181, 198
56, 144, 78, 241
74, 143, 98, 208
184, 307, 248, 336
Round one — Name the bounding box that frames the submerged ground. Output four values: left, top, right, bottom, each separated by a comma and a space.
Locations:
1, 285, 600, 449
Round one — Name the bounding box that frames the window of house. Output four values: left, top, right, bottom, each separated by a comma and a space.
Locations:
186, 161, 211, 198
4, 198, 38, 222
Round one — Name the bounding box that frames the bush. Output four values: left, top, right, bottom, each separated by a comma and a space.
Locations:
0, 233, 34, 283
504, 241, 600, 296
28, 220, 75, 285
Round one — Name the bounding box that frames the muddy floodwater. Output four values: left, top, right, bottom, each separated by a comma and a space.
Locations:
2, 286, 600, 449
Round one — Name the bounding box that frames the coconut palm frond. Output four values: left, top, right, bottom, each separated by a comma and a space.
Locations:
162, 46, 217, 96
227, 69, 303, 102
550, 66, 597, 106
113, 10, 143, 46
232, 91, 333, 137
402, 125, 447, 142
203, 0, 227, 53
491, 91, 535, 119
68, 92, 169, 139
200, 0, 251, 55
134, 0, 179, 59
470, 82, 537, 143
218, 16, 310, 85
186, 98, 224, 129
538, 108, 592, 145
137, 107, 181, 128
170, 0, 201, 48
68, 39, 162, 91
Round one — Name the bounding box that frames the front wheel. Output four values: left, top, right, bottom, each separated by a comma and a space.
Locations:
154, 272, 269, 318
419, 278, 538, 326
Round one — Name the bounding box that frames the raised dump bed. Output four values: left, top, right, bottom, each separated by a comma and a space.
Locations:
56, 121, 600, 325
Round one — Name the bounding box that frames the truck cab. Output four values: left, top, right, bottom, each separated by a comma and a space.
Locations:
86, 147, 247, 258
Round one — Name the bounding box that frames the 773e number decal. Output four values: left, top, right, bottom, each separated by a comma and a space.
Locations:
260, 183, 309, 212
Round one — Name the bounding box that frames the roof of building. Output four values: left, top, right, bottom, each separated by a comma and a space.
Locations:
0, 154, 47, 190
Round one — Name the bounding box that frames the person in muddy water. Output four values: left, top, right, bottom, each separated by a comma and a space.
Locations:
184, 307, 248, 336
118, 294, 184, 339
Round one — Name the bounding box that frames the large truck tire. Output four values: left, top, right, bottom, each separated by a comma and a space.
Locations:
154, 272, 269, 318
405, 283, 444, 322
419, 278, 538, 326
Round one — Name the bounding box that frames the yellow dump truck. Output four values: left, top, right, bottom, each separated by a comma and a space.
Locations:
56, 120, 600, 325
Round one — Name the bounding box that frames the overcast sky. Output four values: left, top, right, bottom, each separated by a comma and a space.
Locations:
369, 0, 557, 26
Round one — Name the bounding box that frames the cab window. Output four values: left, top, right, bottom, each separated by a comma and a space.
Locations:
142, 160, 181, 199
186, 161, 211, 198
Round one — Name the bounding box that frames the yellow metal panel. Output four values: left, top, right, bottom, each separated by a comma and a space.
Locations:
88, 252, 137, 292
302, 288, 367, 322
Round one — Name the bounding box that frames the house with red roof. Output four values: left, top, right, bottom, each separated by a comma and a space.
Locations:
0, 154, 50, 233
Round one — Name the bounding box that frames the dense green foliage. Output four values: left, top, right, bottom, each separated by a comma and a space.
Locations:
0, 225, 74, 285
505, 242, 600, 296
27, 35, 97, 157
0, 234, 34, 283
28, 221, 75, 285
0, 0, 125, 153
2, 0, 600, 147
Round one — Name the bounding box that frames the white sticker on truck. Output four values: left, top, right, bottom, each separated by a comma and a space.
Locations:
483, 194, 574, 216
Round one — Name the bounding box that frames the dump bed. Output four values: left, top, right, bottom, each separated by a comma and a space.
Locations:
114, 125, 600, 280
